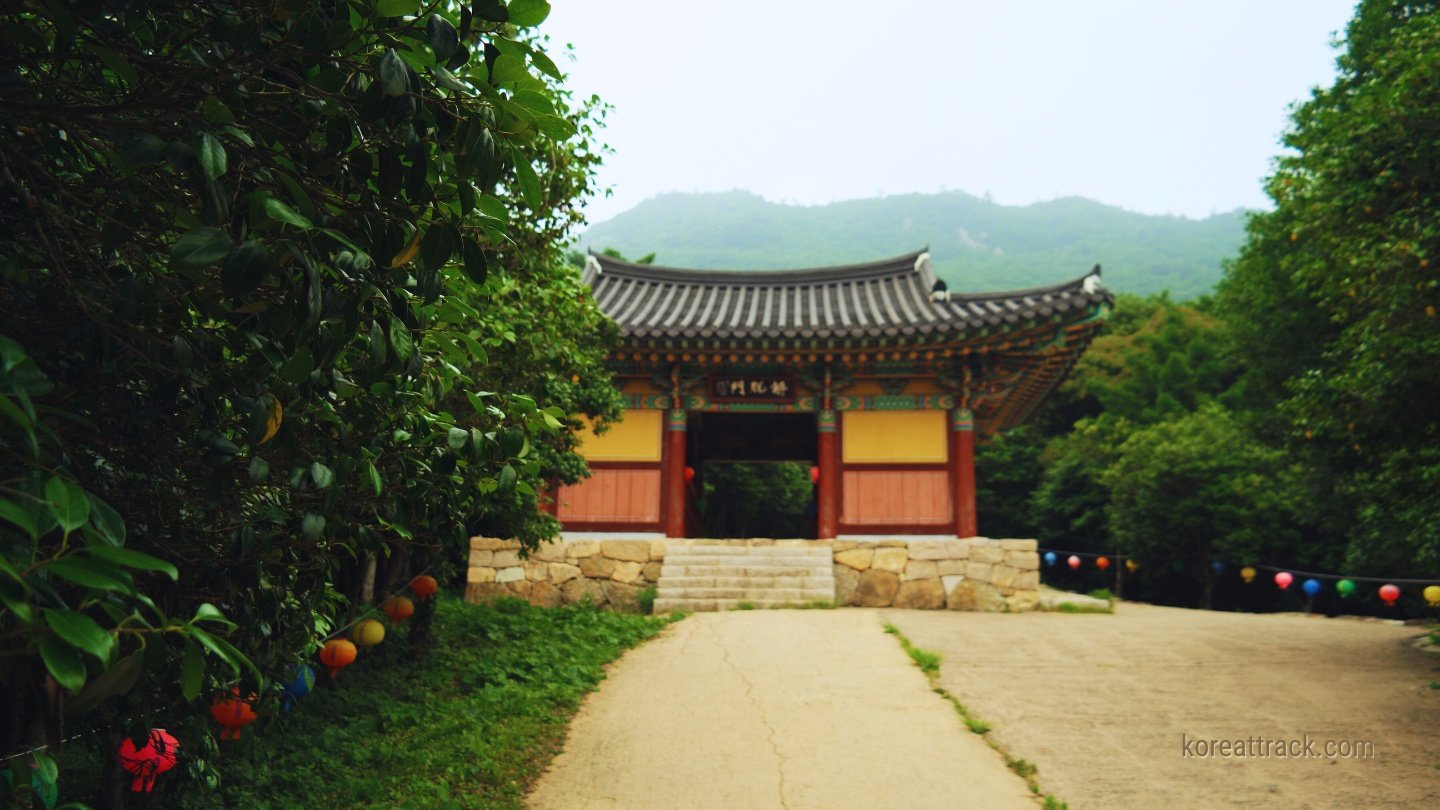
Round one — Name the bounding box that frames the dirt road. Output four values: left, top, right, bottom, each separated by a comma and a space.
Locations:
886, 603, 1440, 809
526, 610, 1036, 810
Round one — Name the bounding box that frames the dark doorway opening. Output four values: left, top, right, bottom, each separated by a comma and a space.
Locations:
687, 413, 817, 538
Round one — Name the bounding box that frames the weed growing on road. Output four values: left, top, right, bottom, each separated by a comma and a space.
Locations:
1049, 602, 1114, 614
736, 600, 757, 610
885, 623, 1068, 810
769, 599, 837, 610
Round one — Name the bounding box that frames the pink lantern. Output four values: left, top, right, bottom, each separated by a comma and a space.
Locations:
1067, 555, 1081, 570
1274, 571, 1294, 589
1379, 584, 1400, 605
809, 465, 820, 484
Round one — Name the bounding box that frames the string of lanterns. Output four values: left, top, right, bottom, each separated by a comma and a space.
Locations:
1039, 548, 1440, 607
117, 573, 439, 795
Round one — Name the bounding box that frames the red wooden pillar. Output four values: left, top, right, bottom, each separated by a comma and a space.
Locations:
663, 408, 688, 538
951, 408, 978, 538
816, 409, 839, 539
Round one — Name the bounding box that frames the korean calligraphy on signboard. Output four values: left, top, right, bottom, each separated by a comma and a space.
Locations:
709, 376, 796, 403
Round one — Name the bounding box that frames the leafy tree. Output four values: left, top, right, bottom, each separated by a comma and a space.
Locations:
975, 426, 1046, 538
1102, 405, 1305, 608
1218, 0, 1440, 572
0, 0, 611, 796
699, 463, 814, 539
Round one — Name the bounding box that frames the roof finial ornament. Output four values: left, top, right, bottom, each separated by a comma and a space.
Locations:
929, 277, 951, 304
1082, 264, 1105, 294
584, 254, 602, 276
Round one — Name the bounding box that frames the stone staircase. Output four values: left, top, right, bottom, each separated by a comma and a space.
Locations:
654, 540, 836, 612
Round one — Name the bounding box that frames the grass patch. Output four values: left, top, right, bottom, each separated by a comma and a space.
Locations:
66, 595, 670, 809
735, 600, 757, 610
1086, 588, 1116, 603
637, 585, 658, 615
1047, 602, 1114, 614
884, 622, 1067, 809
768, 599, 836, 610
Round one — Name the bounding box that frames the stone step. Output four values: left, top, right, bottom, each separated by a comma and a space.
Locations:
653, 597, 835, 612
662, 550, 832, 561
662, 555, 830, 567
657, 586, 835, 601
663, 544, 830, 554
660, 564, 830, 578
659, 575, 834, 589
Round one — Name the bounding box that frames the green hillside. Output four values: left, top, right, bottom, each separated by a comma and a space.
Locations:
576, 191, 1248, 298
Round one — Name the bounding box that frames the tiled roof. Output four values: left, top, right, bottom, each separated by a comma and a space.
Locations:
583, 250, 1111, 343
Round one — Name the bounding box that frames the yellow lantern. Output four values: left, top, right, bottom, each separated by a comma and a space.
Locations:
1240, 566, 1257, 584
1124, 559, 1139, 572
351, 618, 385, 649
1424, 585, 1440, 606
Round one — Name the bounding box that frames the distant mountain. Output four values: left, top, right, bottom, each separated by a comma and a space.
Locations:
576, 191, 1248, 299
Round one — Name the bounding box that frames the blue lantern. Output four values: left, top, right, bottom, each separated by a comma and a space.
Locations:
1302, 578, 1321, 597
1043, 551, 1057, 567
281, 663, 316, 711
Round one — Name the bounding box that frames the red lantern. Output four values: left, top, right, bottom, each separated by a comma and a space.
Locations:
210, 690, 258, 740
410, 574, 437, 600
319, 638, 357, 678
684, 466, 695, 483
117, 729, 179, 792
1067, 555, 1081, 570
383, 595, 415, 623
809, 465, 820, 484
1379, 583, 1400, 605
1095, 556, 1110, 571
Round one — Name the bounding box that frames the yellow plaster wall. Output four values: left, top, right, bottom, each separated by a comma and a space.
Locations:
576, 410, 663, 462
842, 411, 948, 464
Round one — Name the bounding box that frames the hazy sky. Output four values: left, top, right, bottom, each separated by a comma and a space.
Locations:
539, 0, 1359, 225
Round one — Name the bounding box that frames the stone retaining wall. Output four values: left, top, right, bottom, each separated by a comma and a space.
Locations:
831, 538, 1040, 612
465, 536, 1040, 612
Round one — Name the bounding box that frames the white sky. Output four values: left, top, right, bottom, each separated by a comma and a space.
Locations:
539, 0, 1358, 225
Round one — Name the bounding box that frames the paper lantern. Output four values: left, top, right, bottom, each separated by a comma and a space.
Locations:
383, 596, 415, 623
1043, 551, 1057, 567
684, 466, 695, 483
1240, 566, 1256, 584
1379, 584, 1400, 605
281, 664, 315, 711
1302, 578, 1321, 597
808, 465, 820, 484
1067, 555, 1081, 570
1274, 571, 1293, 589
210, 690, 258, 740
1095, 556, 1110, 571
1125, 559, 1139, 572
351, 618, 385, 649
410, 574, 437, 600
1210, 561, 1225, 574
1336, 578, 1355, 597
1424, 585, 1440, 606
319, 638, 357, 678
117, 729, 179, 792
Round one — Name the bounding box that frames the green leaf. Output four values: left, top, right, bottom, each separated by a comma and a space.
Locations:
507, 0, 551, 26
310, 461, 335, 489
0, 497, 38, 541
460, 238, 489, 286
82, 546, 178, 581
171, 227, 233, 271
447, 426, 469, 451
375, 0, 413, 16
421, 222, 458, 271
490, 54, 527, 85
279, 348, 314, 384
263, 197, 313, 230
427, 14, 459, 63
389, 316, 414, 362
85, 493, 125, 546
248, 455, 270, 482
221, 240, 273, 296
44, 558, 134, 594
67, 649, 145, 714
45, 609, 113, 661
0, 576, 32, 623
512, 154, 542, 208
366, 461, 383, 496
512, 89, 555, 117
38, 634, 86, 693
302, 511, 326, 539
44, 477, 89, 534
498, 463, 517, 492
180, 642, 204, 701
378, 48, 408, 97
197, 132, 227, 182
192, 602, 234, 627
433, 66, 469, 95
200, 95, 235, 124
528, 48, 562, 80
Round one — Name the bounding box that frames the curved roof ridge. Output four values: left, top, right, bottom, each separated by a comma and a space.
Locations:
949, 265, 1104, 301
589, 249, 927, 284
